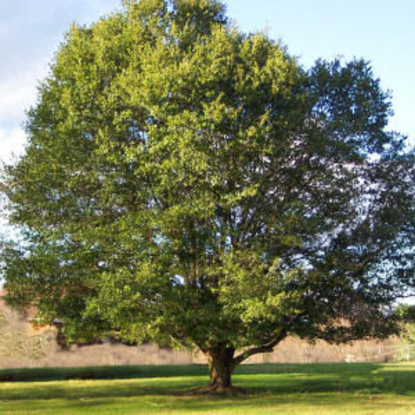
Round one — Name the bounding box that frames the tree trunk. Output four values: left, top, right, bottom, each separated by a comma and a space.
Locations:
207, 345, 235, 391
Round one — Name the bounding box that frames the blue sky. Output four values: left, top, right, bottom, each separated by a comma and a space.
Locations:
0, 0, 414, 162
227, 0, 415, 144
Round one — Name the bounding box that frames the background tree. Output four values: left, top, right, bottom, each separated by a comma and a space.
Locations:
1, 0, 414, 391
395, 305, 415, 344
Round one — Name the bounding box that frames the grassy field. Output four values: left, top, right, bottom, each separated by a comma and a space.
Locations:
1, 362, 415, 414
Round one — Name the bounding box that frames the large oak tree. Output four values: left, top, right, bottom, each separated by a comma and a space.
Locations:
1, 0, 414, 390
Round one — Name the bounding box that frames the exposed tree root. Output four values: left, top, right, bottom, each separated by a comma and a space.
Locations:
176, 386, 248, 396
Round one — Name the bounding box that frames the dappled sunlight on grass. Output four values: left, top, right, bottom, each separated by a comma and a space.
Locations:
0, 363, 415, 413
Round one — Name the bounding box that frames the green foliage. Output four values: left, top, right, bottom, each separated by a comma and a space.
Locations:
1, 0, 414, 380
395, 305, 415, 344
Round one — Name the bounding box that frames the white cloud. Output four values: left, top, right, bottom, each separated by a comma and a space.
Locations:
0, 65, 45, 126
0, 0, 120, 165
0, 128, 26, 164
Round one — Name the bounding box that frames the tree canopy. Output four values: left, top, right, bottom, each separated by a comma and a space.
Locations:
1, 0, 414, 390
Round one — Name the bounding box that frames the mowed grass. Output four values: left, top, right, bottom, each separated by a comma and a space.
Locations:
1, 363, 415, 414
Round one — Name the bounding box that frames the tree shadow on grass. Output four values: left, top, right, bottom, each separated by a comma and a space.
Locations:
0, 364, 208, 383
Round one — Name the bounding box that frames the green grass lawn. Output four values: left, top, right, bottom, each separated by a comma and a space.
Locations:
1, 362, 415, 414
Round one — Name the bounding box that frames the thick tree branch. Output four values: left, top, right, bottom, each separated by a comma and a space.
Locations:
232, 329, 288, 367
232, 314, 302, 366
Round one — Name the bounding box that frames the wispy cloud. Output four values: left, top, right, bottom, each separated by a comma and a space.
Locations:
0, 0, 119, 163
